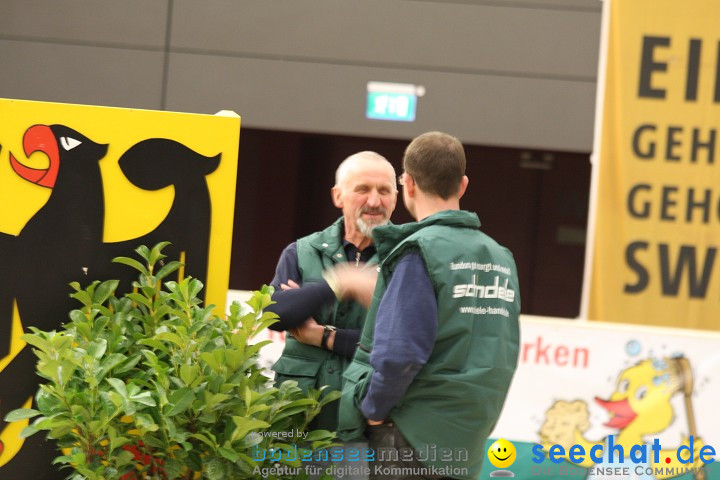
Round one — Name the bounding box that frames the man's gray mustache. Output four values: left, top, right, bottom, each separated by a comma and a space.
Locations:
360, 208, 387, 215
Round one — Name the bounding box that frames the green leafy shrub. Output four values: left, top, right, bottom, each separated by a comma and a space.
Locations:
5, 243, 338, 479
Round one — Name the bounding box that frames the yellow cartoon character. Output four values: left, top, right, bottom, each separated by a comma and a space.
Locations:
539, 356, 706, 480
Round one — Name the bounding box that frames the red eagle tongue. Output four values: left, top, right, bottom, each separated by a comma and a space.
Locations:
9, 124, 59, 188
595, 397, 637, 429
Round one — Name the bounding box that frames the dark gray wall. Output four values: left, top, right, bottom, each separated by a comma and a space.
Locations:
1, 0, 601, 151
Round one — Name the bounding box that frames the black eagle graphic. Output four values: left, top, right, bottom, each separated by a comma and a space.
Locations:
0, 124, 221, 478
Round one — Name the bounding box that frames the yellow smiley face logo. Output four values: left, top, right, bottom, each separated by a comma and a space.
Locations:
487, 438, 516, 469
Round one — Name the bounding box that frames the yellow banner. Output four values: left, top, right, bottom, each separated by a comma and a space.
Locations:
587, 0, 720, 330
0, 98, 240, 471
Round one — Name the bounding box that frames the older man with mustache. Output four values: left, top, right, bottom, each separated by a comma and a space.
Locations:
266, 150, 397, 433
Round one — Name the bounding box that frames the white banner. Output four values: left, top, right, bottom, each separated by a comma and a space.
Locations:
228, 291, 720, 478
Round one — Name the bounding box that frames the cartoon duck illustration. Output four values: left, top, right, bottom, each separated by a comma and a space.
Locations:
539, 356, 706, 480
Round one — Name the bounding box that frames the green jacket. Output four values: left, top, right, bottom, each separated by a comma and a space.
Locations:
338, 210, 520, 479
271, 217, 377, 431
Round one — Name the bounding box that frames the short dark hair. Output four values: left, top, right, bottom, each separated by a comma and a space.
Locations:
403, 131, 466, 199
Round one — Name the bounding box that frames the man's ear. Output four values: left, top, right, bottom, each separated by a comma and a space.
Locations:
457, 175, 469, 199
405, 174, 416, 197
331, 185, 343, 208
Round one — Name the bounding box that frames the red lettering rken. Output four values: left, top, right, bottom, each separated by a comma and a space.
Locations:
521, 336, 589, 368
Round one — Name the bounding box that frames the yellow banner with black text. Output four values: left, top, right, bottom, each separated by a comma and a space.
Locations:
587, 0, 720, 330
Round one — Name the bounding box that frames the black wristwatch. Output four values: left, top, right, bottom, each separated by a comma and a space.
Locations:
321, 325, 337, 349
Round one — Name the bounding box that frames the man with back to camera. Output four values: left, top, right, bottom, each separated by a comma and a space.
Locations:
266, 151, 397, 432
328, 132, 521, 480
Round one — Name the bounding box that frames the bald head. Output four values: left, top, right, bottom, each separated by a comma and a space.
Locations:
335, 151, 397, 192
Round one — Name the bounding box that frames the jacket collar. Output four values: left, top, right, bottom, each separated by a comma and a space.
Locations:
309, 216, 399, 256
372, 210, 481, 258
307, 217, 345, 255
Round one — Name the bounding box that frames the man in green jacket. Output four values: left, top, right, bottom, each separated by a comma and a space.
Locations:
331, 132, 521, 480
267, 150, 397, 432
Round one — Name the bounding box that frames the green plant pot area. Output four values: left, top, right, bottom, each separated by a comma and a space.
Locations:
5, 243, 339, 480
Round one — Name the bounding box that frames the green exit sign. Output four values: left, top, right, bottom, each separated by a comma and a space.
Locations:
366, 82, 424, 122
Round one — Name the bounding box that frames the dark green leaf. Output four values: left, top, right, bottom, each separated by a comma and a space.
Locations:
115, 354, 142, 374
69, 289, 93, 307
112, 256, 149, 276
180, 363, 200, 387
155, 331, 184, 348
125, 292, 152, 308
129, 391, 156, 407
106, 378, 128, 399
93, 279, 119, 304
218, 446, 240, 463
4, 408, 41, 422
155, 260, 182, 281
166, 387, 195, 416
137, 339, 170, 355
20, 334, 53, 354
87, 339, 108, 359
189, 432, 217, 449
204, 458, 227, 480
19, 424, 40, 438
148, 241, 171, 265
231, 417, 270, 442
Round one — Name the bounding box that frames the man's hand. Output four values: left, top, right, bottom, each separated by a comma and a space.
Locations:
324, 263, 378, 308
367, 419, 385, 426
280, 279, 301, 291
289, 318, 325, 348
281, 278, 336, 350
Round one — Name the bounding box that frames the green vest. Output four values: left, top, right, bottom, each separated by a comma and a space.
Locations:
271, 217, 377, 431
338, 210, 520, 480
